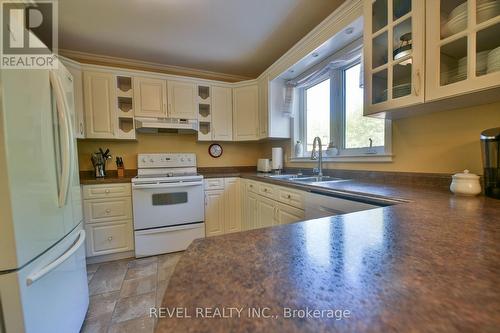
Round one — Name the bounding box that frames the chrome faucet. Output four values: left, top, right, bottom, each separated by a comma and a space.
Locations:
311, 136, 323, 177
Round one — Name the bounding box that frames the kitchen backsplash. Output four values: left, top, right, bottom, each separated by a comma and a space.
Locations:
77, 132, 263, 171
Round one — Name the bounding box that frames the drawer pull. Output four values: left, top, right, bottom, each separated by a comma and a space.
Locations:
287, 194, 291, 199
249, 185, 253, 188
107, 236, 113, 241
105, 189, 111, 194
264, 188, 268, 192
105, 209, 111, 214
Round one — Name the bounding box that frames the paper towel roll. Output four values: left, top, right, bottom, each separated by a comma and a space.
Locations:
272, 147, 283, 170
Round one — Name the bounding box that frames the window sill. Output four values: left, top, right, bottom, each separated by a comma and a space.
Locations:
289, 154, 393, 163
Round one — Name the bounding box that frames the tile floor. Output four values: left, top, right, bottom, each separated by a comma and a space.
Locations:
81, 252, 182, 333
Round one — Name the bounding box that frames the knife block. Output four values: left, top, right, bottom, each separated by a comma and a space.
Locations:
117, 166, 125, 178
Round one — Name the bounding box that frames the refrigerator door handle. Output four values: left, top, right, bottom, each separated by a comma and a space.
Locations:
26, 230, 86, 286
49, 70, 74, 208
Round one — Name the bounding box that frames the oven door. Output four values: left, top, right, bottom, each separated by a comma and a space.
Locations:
132, 180, 204, 230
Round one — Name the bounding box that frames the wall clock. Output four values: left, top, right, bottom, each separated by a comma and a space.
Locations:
208, 143, 223, 158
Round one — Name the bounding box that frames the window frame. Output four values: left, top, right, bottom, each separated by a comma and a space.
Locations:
294, 56, 392, 161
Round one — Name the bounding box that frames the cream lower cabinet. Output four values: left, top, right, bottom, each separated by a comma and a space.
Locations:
82, 183, 134, 257
256, 196, 276, 228
204, 178, 242, 237
276, 202, 305, 225
204, 190, 225, 237
242, 179, 305, 230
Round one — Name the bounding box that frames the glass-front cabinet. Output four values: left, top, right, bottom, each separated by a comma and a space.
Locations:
363, 0, 425, 115
426, 0, 500, 101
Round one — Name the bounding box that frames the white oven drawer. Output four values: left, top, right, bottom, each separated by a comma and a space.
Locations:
134, 223, 205, 257
83, 197, 132, 224
132, 181, 204, 230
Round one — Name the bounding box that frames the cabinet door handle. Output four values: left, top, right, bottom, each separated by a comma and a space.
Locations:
79, 122, 84, 135
414, 69, 421, 96
287, 194, 291, 199
105, 189, 110, 194
107, 236, 113, 241
105, 209, 111, 214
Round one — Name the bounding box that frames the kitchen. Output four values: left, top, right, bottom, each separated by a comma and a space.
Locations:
0, 0, 499, 332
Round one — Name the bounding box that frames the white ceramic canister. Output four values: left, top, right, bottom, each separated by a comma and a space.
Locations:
450, 169, 482, 196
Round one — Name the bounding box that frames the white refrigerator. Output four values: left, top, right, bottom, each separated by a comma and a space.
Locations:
0, 61, 89, 332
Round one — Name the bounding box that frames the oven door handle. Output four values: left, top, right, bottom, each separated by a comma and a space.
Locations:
132, 181, 203, 189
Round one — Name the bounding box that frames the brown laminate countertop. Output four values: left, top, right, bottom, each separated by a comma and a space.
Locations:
157, 174, 500, 332
79, 170, 137, 185
79, 167, 256, 184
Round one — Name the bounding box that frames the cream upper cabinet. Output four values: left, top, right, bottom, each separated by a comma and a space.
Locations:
233, 84, 259, 141
167, 80, 197, 119
224, 178, 241, 233
211, 85, 233, 140
363, 0, 425, 115
65, 63, 85, 138
83, 71, 116, 139
204, 189, 225, 237
133, 77, 167, 118
425, 0, 500, 101
258, 75, 269, 139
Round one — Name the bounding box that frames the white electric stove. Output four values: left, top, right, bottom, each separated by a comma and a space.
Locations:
131, 153, 205, 257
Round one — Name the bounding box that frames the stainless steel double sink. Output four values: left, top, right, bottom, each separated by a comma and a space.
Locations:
265, 174, 349, 185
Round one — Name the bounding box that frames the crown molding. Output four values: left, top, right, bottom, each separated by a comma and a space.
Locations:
59, 49, 253, 83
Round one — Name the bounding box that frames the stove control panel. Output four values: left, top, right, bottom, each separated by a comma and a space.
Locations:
137, 153, 197, 168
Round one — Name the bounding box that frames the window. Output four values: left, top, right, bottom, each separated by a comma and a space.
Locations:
305, 79, 330, 151
344, 63, 385, 150
297, 56, 390, 159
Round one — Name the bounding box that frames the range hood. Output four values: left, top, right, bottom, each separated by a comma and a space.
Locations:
135, 117, 199, 133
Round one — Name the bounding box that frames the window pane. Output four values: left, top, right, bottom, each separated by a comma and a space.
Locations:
345, 64, 385, 149
306, 79, 330, 151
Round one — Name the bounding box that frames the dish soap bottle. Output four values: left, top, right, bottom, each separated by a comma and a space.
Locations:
294, 141, 303, 157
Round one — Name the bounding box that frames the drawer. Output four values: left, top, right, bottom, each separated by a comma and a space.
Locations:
204, 178, 224, 191
258, 182, 277, 200
277, 186, 305, 209
246, 180, 258, 194
82, 183, 131, 199
85, 220, 133, 257
84, 197, 132, 224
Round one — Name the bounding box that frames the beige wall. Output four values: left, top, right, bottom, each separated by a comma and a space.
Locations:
77, 133, 263, 171
78, 102, 500, 174
263, 102, 500, 175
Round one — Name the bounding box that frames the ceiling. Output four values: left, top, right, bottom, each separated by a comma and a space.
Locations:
59, 0, 345, 78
